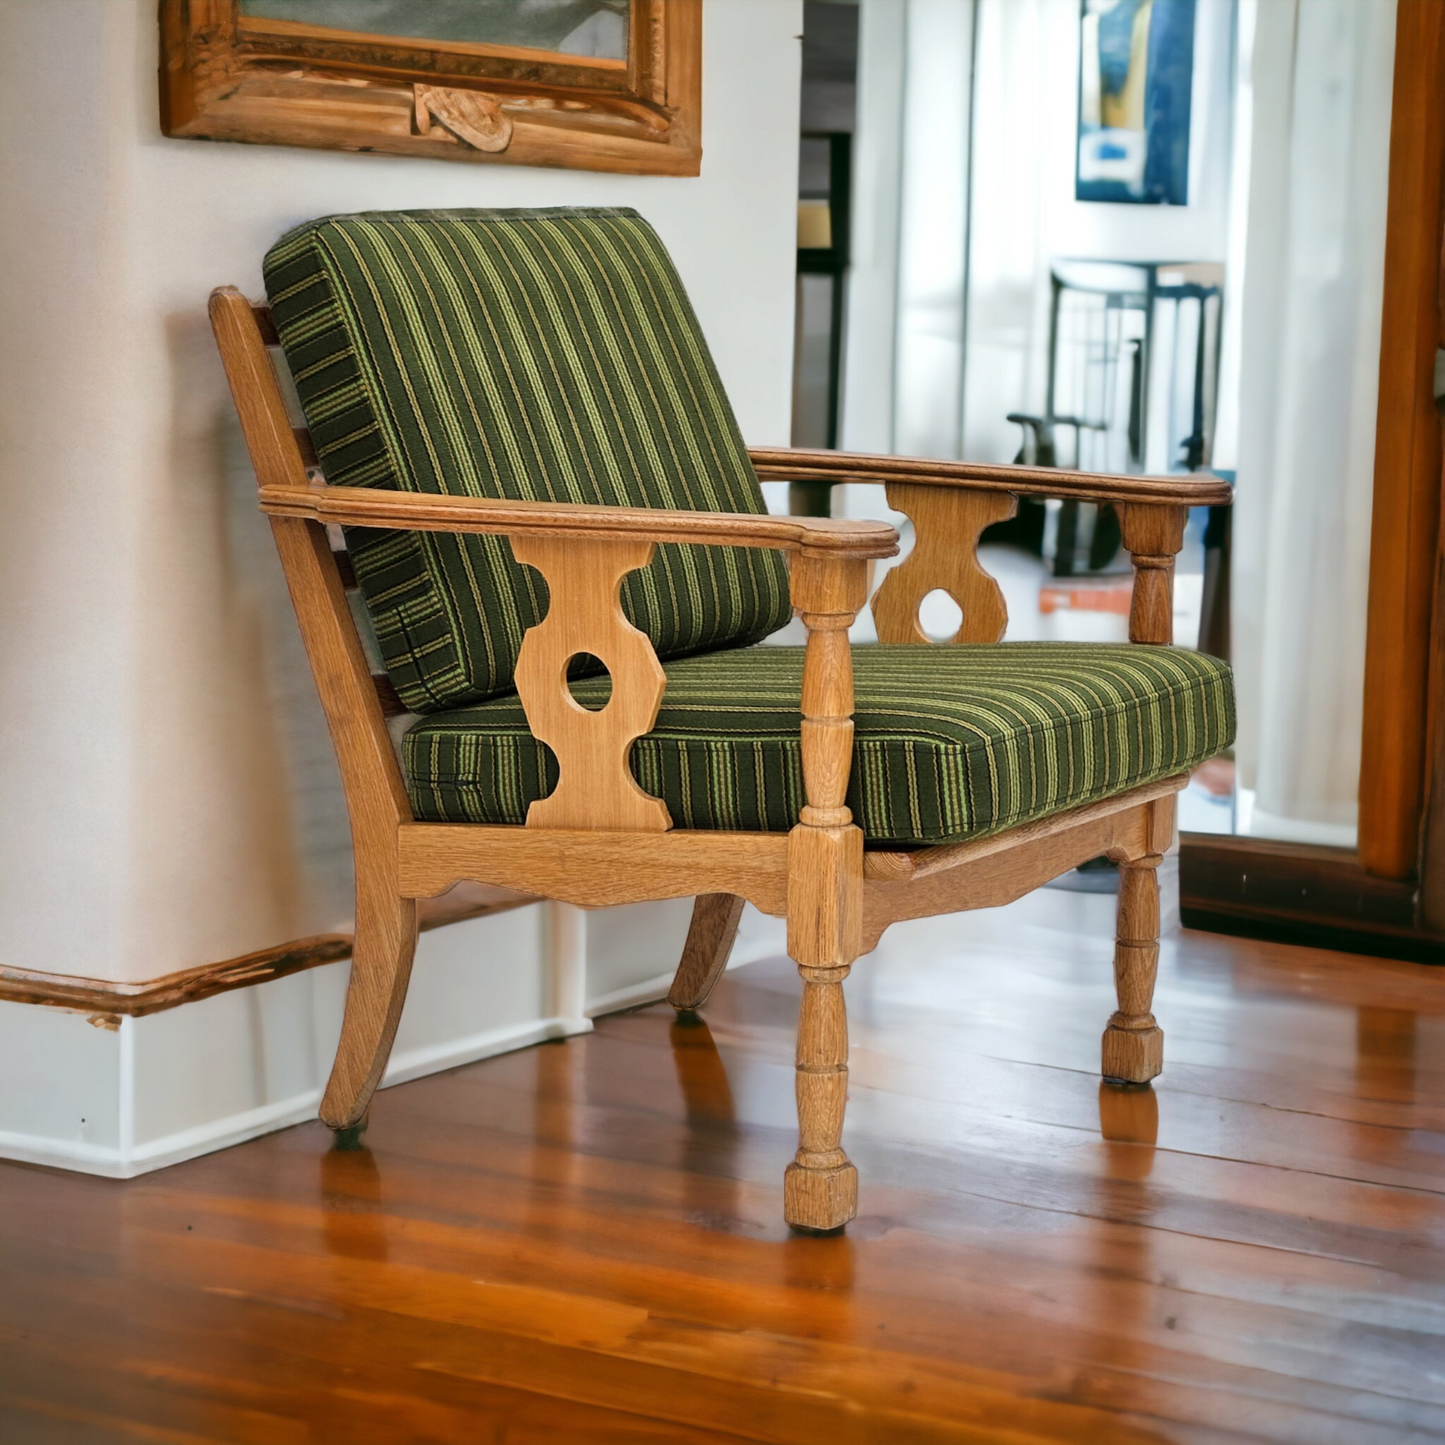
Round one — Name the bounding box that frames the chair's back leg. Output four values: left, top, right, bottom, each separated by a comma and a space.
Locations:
321, 892, 419, 1129
1102, 852, 1165, 1084
668, 894, 745, 1011
209, 290, 421, 1137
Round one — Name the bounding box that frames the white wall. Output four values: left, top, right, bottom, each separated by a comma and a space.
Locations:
0, 0, 803, 987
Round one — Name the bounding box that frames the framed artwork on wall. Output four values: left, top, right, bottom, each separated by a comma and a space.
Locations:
159, 0, 701, 176
1076, 0, 1194, 205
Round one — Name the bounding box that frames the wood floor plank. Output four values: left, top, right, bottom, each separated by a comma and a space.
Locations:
2, 893, 1443, 1442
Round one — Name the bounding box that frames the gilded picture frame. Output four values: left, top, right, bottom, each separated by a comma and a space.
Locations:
159, 0, 701, 176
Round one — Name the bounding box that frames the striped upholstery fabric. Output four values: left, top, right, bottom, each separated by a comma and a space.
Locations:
263, 208, 791, 713
404, 643, 1235, 845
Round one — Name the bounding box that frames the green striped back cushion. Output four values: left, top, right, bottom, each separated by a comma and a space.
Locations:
263, 208, 792, 712
403, 643, 1235, 844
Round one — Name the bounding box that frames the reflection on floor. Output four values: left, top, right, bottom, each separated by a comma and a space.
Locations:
3, 890, 1442, 1442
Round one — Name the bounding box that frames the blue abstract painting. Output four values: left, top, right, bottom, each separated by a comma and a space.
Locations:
1077, 0, 1195, 205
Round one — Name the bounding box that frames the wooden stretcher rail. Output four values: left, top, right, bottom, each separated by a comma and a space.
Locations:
863, 774, 1189, 881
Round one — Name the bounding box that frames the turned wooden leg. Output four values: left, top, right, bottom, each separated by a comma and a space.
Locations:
784, 552, 868, 1232
785, 961, 857, 1231
668, 893, 745, 1011
321, 890, 418, 1129
1102, 853, 1164, 1084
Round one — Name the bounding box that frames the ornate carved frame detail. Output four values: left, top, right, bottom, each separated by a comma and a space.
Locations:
160, 0, 702, 177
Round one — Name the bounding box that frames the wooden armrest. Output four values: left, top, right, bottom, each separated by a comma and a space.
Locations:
748, 446, 1233, 508
257, 483, 900, 560
257, 483, 888, 835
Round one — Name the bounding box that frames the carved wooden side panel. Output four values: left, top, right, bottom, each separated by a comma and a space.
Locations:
870, 483, 1018, 644
413, 86, 513, 153
511, 535, 670, 832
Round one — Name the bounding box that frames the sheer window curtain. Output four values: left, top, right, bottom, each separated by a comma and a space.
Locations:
1219, 0, 1395, 849
840, 0, 975, 479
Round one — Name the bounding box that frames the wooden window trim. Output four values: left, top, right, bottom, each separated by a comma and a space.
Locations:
158, 0, 701, 177
1358, 0, 1445, 879
1184, 6, 1445, 959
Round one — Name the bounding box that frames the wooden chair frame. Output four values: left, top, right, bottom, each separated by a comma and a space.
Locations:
210, 287, 1232, 1232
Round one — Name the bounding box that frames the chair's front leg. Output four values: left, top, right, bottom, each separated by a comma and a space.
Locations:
784, 552, 868, 1232
786, 895, 860, 1231
1102, 852, 1164, 1084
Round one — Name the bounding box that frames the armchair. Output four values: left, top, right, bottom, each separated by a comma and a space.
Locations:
211, 208, 1233, 1232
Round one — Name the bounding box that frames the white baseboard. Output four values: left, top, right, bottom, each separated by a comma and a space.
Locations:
381, 1013, 591, 1089
0, 898, 686, 1179
0, 1012, 592, 1179
584, 903, 787, 1018
586, 970, 674, 1017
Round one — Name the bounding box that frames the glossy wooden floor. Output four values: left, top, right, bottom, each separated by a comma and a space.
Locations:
3, 889, 1444, 1445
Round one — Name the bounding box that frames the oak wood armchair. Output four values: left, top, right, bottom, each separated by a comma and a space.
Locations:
211, 208, 1233, 1232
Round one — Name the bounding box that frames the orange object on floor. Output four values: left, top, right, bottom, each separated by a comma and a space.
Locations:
1039, 576, 1134, 615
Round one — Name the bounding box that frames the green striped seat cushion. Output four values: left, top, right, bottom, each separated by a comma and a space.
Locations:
263, 208, 791, 713
404, 643, 1235, 845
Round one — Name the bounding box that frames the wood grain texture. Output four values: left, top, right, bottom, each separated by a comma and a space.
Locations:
785, 553, 869, 1230
321, 889, 417, 1130
209, 290, 311, 494
871, 483, 1017, 644
5, 894, 1443, 1444
0, 936, 352, 1018
864, 774, 1188, 885
1103, 856, 1165, 1084
212, 288, 418, 1131
257, 481, 900, 559
413, 84, 513, 153
1178, 831, 1445, 962
1415, 171, 1445, 923
861, 798, 1156, 953
511, 534, 670, 832
668, 894, 746, 1010
398, 824, 792, 918
1359, 1, 1445, 878
161, 0, 704, 177
269, 508, 419, 1132
748, 445, 1234, 506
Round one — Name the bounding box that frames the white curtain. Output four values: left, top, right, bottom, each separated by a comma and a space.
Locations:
841, 0, 975, 465
1222, 0, 1396, 847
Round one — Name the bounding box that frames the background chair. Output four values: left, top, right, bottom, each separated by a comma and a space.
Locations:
211, 208, 1232, 1232
1005, 259, 1224, 579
